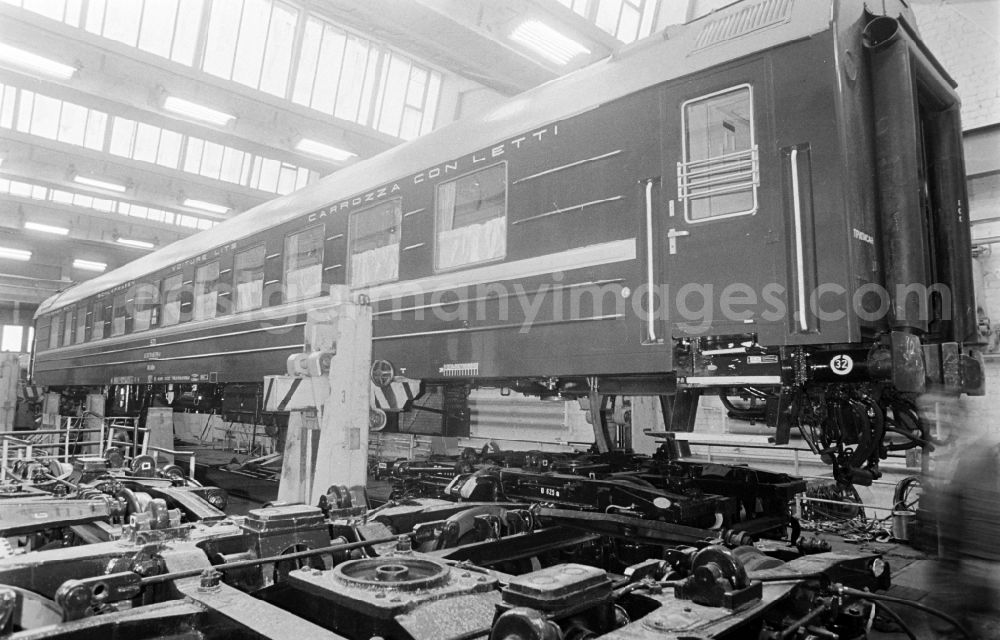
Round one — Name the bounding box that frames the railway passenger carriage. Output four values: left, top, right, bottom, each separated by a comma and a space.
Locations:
32, 0, 984, 483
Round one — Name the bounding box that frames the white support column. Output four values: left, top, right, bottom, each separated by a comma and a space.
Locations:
0, 353, 18, 432
84, 393, 106, 456
277, 410, 321, 504
275, 289, 372, 505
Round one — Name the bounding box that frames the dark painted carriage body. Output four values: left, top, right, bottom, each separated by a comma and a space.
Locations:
32, 0, 979, 417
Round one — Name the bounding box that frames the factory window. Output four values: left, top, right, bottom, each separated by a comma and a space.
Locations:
435, 163, 507, 271
111, 118, 182, 169
557, 0, 658, 44
595, 0, 644, 43
2, 0, 83, 26
373, 52, 442, 140
75, 306, 88, 344
293, 19, 379, 124
185, 137, 250, 185
133, 282, 159, 332
161, 273, 184, 327
284, 226, 325, 302
249, 158, 311, 195
111, 293, 129, 336
292, 16, 441, 140
194, 261, 220, 321
0, 325, 23, 352
235, 245, 266, 312
349, 200, 401, 287
678, 85, 758, 222
14, 90, 107, 151
62, 309, 75, 346
84, 0, 204, 65
203, 0, 299, 97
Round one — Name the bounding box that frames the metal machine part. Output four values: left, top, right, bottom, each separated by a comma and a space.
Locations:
281, 553, 500, 640
673, 546, 763, 609
0, 493, 900, 640
389, 450, 800, 542
241, 504, 331, 558
502, 564, 612, 611
493, 564, 617, 639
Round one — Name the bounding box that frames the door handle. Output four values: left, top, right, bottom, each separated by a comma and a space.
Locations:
667, 228, 689, 255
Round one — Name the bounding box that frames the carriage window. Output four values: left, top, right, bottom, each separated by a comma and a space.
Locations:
284, 226, 324, 302
133, 282, 159, 332
91, 302, 105, 341
350, 200, 401, 287
50, 313, 62, 348
112, 293, 129, 336
35, 322, 49, 351
435, 163, 507, 271
235, 245, 266, 312
679, 85, 758, 222
102, 302, 113, 338
162, 273, 184, 327
194, 262, 220, 321
62, 309, 74, 346
75, 306, 88, 344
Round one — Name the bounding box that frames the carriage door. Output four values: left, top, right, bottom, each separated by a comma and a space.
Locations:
660, 64, 774, 340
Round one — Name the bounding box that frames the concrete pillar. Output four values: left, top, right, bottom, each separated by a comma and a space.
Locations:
628, 396, 661, 455
42, 392, 60, 428
277, 410, 321, 504
146, 407, 174, 464
0, 353, 18, 432
276, 290, 372, 505
84, 393, 106, 456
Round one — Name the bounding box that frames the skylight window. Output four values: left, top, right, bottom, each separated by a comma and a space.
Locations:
509, 20, 590, 65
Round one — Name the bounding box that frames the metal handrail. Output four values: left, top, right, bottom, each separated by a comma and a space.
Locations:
677, 146, 758, 202
148, 446, 197, 479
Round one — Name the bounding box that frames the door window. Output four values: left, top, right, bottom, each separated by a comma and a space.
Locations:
678, 85, 758, 222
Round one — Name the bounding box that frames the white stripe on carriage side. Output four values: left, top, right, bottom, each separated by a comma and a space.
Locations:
360, 238, 636, 303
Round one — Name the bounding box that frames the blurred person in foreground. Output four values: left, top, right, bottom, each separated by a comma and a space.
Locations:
920, 391, 1000, 639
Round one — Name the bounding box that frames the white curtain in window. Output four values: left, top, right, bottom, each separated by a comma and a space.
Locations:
437, 216, 506, 270
287, 264, 322, 301
351, 243, 399, 287
162, 302, 181, 327
236, 281, 263, 312
194, 292, 218, 321
133, 309, 152, 332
